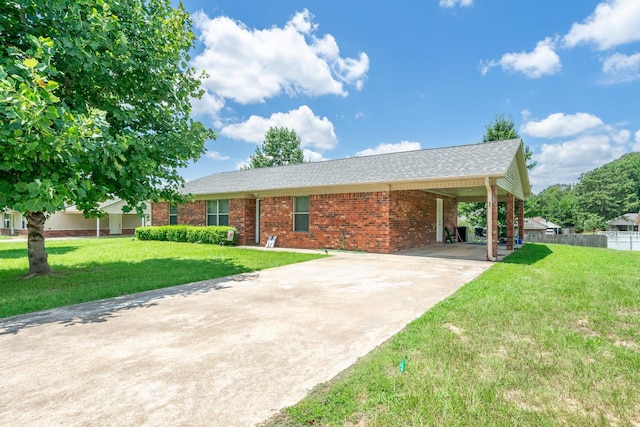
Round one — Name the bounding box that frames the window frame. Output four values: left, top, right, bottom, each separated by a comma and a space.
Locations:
293, 196, 310, 232
207, 199, 229, 226
169, 204, 178, 225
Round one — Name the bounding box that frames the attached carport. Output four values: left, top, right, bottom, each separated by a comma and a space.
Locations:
382, 139, 531, 261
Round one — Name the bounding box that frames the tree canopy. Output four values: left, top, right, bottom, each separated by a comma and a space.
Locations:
0, 0, 214, 275
245, 126, 304, 169
574, 152, 640, 223
482, 114, 519, 142
483, 114, 536, 170
459, 114, 533, 228
526, 184, 578, 227
528, 152, 640, 232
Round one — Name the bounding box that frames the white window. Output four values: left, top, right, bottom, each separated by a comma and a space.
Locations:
294, 196, 309, 232
207, 200, 229, 226
169, 204, 178, 225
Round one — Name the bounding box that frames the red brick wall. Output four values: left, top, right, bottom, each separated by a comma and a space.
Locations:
229, 198, 256, 245
178, 201, 206, 226
388, 191, 458, 251
259, 192, 392, 253
150, 191, 458, 253
151, 201, 206, 226
152, 200, 255, 245
152, 202, 170, 226
444, 197, 458, 239
389, 191, 434, 250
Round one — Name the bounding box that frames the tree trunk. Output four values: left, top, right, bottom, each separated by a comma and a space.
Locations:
27, 211, 53, 276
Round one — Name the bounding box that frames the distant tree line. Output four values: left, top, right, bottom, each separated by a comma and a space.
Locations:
527, 152, 640, 232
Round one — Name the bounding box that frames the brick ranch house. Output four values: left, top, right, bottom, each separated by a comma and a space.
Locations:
153, 139, 531, 260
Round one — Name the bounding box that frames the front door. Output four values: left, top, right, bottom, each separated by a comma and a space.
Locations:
436, 198, 443, 243
109, 214, 122, 235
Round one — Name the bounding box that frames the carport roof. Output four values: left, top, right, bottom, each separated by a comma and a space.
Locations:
184, 139, 529, 197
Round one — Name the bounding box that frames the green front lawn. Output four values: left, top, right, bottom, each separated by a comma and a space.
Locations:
266, 244, 640, 426
0, 238, 325, 318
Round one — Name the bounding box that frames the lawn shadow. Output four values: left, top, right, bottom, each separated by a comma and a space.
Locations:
501, 243, 553, 265
0, 245, 78, 260
0, 257, 262, 335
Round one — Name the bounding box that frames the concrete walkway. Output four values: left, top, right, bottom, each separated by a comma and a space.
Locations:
0, 250, 491, 426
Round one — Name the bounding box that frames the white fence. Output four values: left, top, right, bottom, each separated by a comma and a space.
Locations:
599, 231, 640, 251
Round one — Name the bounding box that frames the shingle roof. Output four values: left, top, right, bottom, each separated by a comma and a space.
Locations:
523, 218, 547, 230
183, 139, 523, 196
608, 213, 639, 226
531, 217, 562, 229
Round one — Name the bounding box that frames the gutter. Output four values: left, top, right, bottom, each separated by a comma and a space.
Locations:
485, 177, 497, 261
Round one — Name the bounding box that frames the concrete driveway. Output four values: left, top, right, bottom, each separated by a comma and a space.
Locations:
0, 249, 491, 426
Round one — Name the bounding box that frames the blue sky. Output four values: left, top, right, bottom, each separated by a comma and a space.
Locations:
179, 0, 640, 193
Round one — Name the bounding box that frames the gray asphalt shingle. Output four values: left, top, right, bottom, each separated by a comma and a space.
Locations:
183, 139, 522, 195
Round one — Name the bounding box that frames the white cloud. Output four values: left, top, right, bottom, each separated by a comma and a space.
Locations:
480, 38, 561, 78
602, 52, 640, 83
190, 91, 225, 125
235, 158, 250, 170
205, 151, 230, 161
563, 0, 640, 50
191, 9, 369, 104
439, 0, 472, 8
529, 135, 628, 191
220, 105, 338, 151
634, 130, 640, 151
355, 141, 422, 157
521, 112, 604, 138
612, 129, 631, 144
303, 149, 327, 162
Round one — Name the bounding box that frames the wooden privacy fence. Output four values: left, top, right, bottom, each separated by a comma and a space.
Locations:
525, 233, 607, 248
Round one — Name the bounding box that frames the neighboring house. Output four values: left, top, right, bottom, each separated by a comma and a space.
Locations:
522, 218, 546, 235
608, 212, 639, 232
152, 139, 531, 257
0, 199, 150, 237
524, 217, 562, 235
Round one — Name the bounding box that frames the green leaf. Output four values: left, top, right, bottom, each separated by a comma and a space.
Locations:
23, 58, 38, 69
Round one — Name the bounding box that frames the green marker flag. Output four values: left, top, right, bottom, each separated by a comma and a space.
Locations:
400, 357, 406, 372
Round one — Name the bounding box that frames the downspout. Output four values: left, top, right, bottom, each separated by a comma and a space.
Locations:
485, 177, 497, 261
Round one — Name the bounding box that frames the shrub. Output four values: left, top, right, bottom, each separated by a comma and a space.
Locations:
135, 225, 238, 245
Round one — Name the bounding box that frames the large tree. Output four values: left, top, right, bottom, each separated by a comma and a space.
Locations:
0, 0, 214, 276
245, 126, 304, 169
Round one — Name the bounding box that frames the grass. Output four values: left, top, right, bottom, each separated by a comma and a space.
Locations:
264, 244, 640, 426
0, 237, 325, 318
